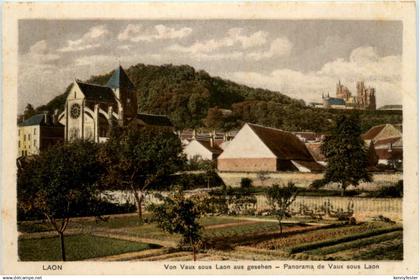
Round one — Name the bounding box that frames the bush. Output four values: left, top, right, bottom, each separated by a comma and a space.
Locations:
240, 178, 253, 189
373, 180, 403, 198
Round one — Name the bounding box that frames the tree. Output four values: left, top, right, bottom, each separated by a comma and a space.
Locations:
17, 141, 103, 261
150, 189, 202, 261
313, 114, 372, 196
265, 183, 299, 234
99, 126, 185, 220
204, 106, 224, 130
23, 103, 36, 120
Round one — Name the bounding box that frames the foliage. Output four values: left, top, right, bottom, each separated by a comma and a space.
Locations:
312, 113, 372, 195
265, 183, 299, 234
373, 180, 403, 198
22, 103, 36, 120
240, 178, 253, 189
17, 141, 104, 261
149, 188, 203, 261
256, 171, 271, 186
29, 62, 401, 132
206, 185, 257, 216
99, 126, 186, 219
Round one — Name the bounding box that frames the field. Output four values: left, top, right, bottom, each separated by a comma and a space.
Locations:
18, 234, 159, 261
18, 214, 403, 261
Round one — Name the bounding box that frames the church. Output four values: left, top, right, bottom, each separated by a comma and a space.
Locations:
58, 66, 172, 142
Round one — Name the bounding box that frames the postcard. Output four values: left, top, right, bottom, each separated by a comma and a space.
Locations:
1, 1, 418, 275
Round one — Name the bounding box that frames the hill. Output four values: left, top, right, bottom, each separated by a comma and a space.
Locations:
31, 63, 402, 132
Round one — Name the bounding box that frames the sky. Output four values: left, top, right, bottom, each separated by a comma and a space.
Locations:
18, 20, 403, 113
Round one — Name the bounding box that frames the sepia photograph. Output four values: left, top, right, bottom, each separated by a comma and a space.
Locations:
1, 2, 418, 276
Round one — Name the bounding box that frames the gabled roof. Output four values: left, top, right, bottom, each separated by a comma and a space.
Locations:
247, 123, 314, 161
106, 66, 135, 90
76, 82, 116, 102
137, 113, 173, 127
196, 140, 223, 155
305, 142, 326, 162
362, 124, 401, 141
374, 136, 402, 147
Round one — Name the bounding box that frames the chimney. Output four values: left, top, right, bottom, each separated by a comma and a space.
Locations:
53, 109, 59, 125
43, 111, 49, 125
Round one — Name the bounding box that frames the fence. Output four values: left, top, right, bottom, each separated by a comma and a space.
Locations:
256, 195, 402, 222
218, 171, 402, 190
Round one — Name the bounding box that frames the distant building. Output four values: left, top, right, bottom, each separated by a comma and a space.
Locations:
377, 105, 402, 111
362, 124, 402, 166
59, 66, 172, 142
321, 80, 376, 110
217, 123, 324, 172
18, 111, 64, 157
183, 139, 223, 161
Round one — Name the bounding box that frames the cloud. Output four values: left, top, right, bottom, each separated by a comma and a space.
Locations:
58, 25, 110, 52
168, 28, 268, 53
23, 40, 60, 63
167, 29, 290, 62
226, 46, 401, 106
247, 37, 292, 60
118, 24, 192, 42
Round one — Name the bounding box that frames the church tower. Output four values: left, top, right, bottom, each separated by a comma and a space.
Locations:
106, 66, 138, 125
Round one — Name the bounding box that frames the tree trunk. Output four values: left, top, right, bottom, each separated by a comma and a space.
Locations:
341, 182, 347, 197
133, 190, 144, 220
59, 231, 66, 261
279, 222, 283, 235
190, 236, 196, 261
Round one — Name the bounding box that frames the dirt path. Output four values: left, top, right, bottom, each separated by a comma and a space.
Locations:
205, 220, 259, 229
92, 231, 177, 248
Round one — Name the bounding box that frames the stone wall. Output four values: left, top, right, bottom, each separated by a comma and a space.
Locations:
218, 158, 277, 172
218, 171, 402, 190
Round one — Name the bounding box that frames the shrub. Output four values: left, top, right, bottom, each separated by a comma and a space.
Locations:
373, 180, 403, 198
240, 178, 253, 189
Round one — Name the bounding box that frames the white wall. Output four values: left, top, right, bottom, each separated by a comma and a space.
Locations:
183, 140, 213, 160
218, 124, 275, 159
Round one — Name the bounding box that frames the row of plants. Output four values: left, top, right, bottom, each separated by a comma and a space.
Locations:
287, 225, 402, 254
253, 222, 394, 250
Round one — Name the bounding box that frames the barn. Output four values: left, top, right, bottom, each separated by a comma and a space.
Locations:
217, 123, 324, 172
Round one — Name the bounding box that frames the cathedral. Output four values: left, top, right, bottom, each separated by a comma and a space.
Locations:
58, 66, 172, 142
321, 80, 376, 110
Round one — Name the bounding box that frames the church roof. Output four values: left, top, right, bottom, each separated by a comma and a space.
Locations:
137, 113, 173, 127
76, 82, 116, 102
326, 97, 346, 105
106, 66, 135, 90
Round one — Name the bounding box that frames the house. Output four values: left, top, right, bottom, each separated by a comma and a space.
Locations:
18, 111, 64, 157
362, 124, 402, 166
183, 139, 223, 161
59, 66, 172, 143
362, 124, 401, 142
372, 137, 403, 166
305, 140, 378, 168
217, 123, 324, 172
305, 143, 327, 166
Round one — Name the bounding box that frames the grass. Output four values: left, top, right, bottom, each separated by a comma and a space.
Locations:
18, 234, 160, 261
